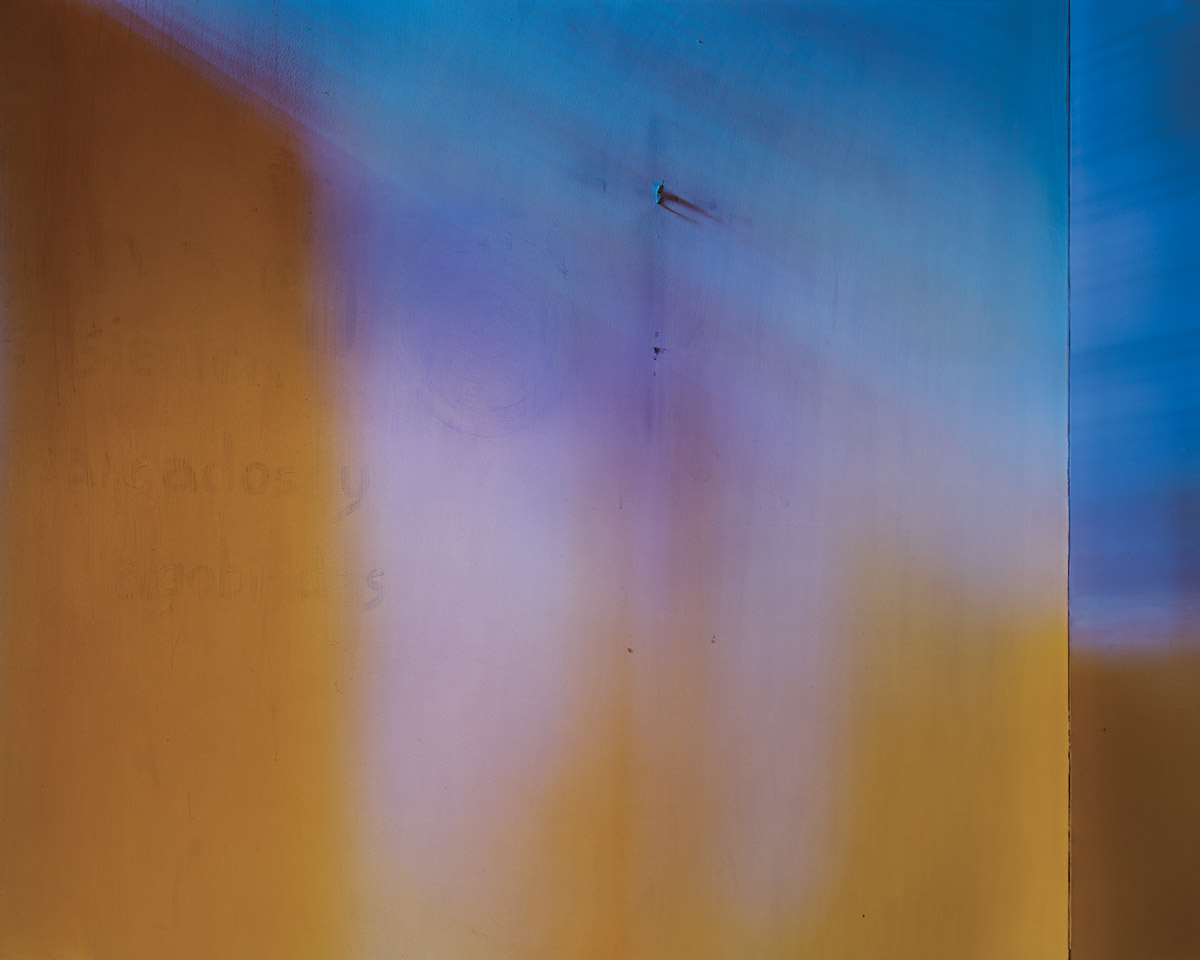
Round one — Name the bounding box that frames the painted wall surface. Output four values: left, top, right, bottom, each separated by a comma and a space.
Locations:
0, 3, 1067, 958
1070, 2, 1200, 956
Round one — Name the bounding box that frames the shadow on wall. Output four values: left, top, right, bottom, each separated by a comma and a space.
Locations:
0, 1, 355, 957
1071, 650, 1200, 960
502, 372, 729, 960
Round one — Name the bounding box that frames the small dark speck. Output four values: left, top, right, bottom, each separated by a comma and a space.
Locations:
698, 39, 705, 44
1102, 727, 1107, 732
627, 647, 633, 653
653, 346, 663, 356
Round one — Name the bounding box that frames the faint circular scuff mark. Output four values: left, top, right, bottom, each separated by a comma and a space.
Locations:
399, 224, 581, 437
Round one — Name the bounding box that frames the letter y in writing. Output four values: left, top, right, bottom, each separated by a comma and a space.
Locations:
335, 465, 368, 521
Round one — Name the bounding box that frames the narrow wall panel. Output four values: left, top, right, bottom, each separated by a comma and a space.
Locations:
1070, 2, 1200, 956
